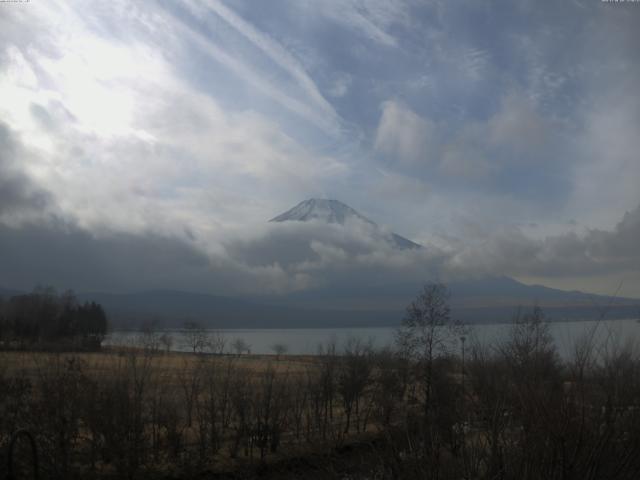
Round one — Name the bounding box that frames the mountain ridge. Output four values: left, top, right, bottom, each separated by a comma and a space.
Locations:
2, 279, 638, 329
270, 198, 421, 249
79, 283, 640, 327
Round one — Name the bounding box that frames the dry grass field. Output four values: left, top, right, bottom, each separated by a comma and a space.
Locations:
5, 315, 640, 479
0, 348, 317, 379
0, 345, 398, 479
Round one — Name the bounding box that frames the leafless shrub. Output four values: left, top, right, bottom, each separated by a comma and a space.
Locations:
183, 320, 209, 354
271, 342, 288, 360
231, 337, 251, 356
338, 337, 373, 434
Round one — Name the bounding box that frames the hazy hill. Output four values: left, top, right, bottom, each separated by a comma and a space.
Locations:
73, 279, 639, 329
75, 290, 395, 329
1, 279, 637, 329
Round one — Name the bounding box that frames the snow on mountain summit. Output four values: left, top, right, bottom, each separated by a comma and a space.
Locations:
270, 199, 374, 225
270, 199, 421, 249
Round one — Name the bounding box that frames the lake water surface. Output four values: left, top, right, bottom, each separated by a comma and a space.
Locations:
104, 318, 640, 359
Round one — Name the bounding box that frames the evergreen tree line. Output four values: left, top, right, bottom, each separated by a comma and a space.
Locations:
0, 287, 108, 349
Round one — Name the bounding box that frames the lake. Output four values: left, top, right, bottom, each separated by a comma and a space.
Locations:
104, 318, 640, 359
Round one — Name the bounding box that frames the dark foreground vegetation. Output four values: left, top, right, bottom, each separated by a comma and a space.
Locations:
2, 284, 640, 479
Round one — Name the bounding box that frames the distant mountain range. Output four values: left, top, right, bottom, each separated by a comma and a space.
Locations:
0, 278, 640, 328
1, 199, 638, 328
2, 277, 637, 329
78, 278, 640, 328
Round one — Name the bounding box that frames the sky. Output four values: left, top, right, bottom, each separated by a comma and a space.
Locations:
0, 0, 639, 298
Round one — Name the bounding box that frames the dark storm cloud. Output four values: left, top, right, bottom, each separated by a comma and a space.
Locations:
225, 221, 383, 268
579, 205, 640, 271
0, 220, 212, 293
0, 203, 638, 298
0, 215, 448, 296
455, 204, 640, 279
0, 122, 52, 217
223, 220, 451, 292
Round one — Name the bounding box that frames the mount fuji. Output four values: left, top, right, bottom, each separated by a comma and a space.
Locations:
5, 199, 636, 329
270, 198, 421, 250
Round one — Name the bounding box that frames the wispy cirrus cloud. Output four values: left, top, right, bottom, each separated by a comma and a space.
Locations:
164, 5, 342, 135
189, 0, 339, 124
295, 0, 411, 47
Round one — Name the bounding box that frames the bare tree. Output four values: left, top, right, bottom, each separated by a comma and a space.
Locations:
394, 282, 463, 476
338, 337, 373, 433
183, 320, 208, 354
139, 319, 161, 353
271, 343, 288, 360
315, 338, 338, 440
159, 332, 173, 353
396, 283, 461, 412
178, 357, 203, 428
208, 330, 226, 355
372, 347, 410, 428
231, 338, 250, 356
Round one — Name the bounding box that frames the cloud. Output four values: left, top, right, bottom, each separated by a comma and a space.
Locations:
328, 73, 352, 98
373, 91, 554, 182
370, 169, 431, 203
441, 90, 555, 174
192, 0, 338, 123
0, 211, 441, 296
298, 0, 410, 47
0, 0, 350, 239
167, 16, 337, 135
0, 0, 638, 299
0, 122, 53, 222
0, 195, 639, 299
374, 100, 437, 164
567, 84, 640, 228
0, 217, 313, 296
0, 220, 211, 293
439, 140, 493, 180
458, 48, 491, 83
452, 203, 640, 282
487, 93, 550, 156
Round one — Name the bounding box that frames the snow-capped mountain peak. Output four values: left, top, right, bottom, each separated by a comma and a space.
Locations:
270, 198, 374, 225
270, 199, 421, 249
